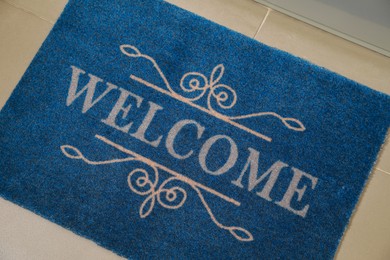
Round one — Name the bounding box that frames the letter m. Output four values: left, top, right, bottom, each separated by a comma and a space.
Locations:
231, 148, 288, 201
67, 66, 117, 113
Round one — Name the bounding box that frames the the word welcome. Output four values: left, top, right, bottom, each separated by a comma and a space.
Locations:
66, 65, 318, 218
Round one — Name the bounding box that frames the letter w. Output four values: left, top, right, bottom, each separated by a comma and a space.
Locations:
67, 66, 117, 113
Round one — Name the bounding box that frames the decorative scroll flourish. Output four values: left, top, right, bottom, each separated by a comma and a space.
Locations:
60, 135, 253, 242
120, 44, 305, 142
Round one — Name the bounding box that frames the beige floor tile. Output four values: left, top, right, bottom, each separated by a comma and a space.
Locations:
255, 10, 390, 94
377, 138, 390, 175
336, 169, 390, 260
166, 0, 268, 37
0, 0, 53, 109
255, 10, 390, 173
0, 198, 123, 260
3, 0, 68, 23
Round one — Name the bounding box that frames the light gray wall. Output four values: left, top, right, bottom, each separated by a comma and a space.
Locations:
255, 0, 390, 57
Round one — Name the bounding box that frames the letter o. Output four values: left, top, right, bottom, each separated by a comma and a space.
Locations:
199, 135, 238, 175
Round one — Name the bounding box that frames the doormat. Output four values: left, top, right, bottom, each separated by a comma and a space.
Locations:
1, 0, 389, 258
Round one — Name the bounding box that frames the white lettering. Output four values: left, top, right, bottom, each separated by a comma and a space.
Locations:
166, 119, 205, 159
199, 135, 238, 176
101, 87, 143, 133
231, 148, 288, 201
67, 66, 117, 113
131, 101, 164, 148
276, 168, 318, 217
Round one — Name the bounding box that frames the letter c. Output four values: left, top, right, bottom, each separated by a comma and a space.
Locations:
166, 119, 205, 160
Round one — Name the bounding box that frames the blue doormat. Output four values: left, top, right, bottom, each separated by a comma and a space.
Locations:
1, 0, 389, 258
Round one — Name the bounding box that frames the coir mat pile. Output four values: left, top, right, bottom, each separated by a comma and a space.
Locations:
1, 0, 389, 258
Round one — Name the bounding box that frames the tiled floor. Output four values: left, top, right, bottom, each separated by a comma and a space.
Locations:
0, 0, 389, 259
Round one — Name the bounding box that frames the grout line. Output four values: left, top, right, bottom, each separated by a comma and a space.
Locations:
253, 7, 271, 38
376, 168, 390, 176
2, 0, 55, 24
